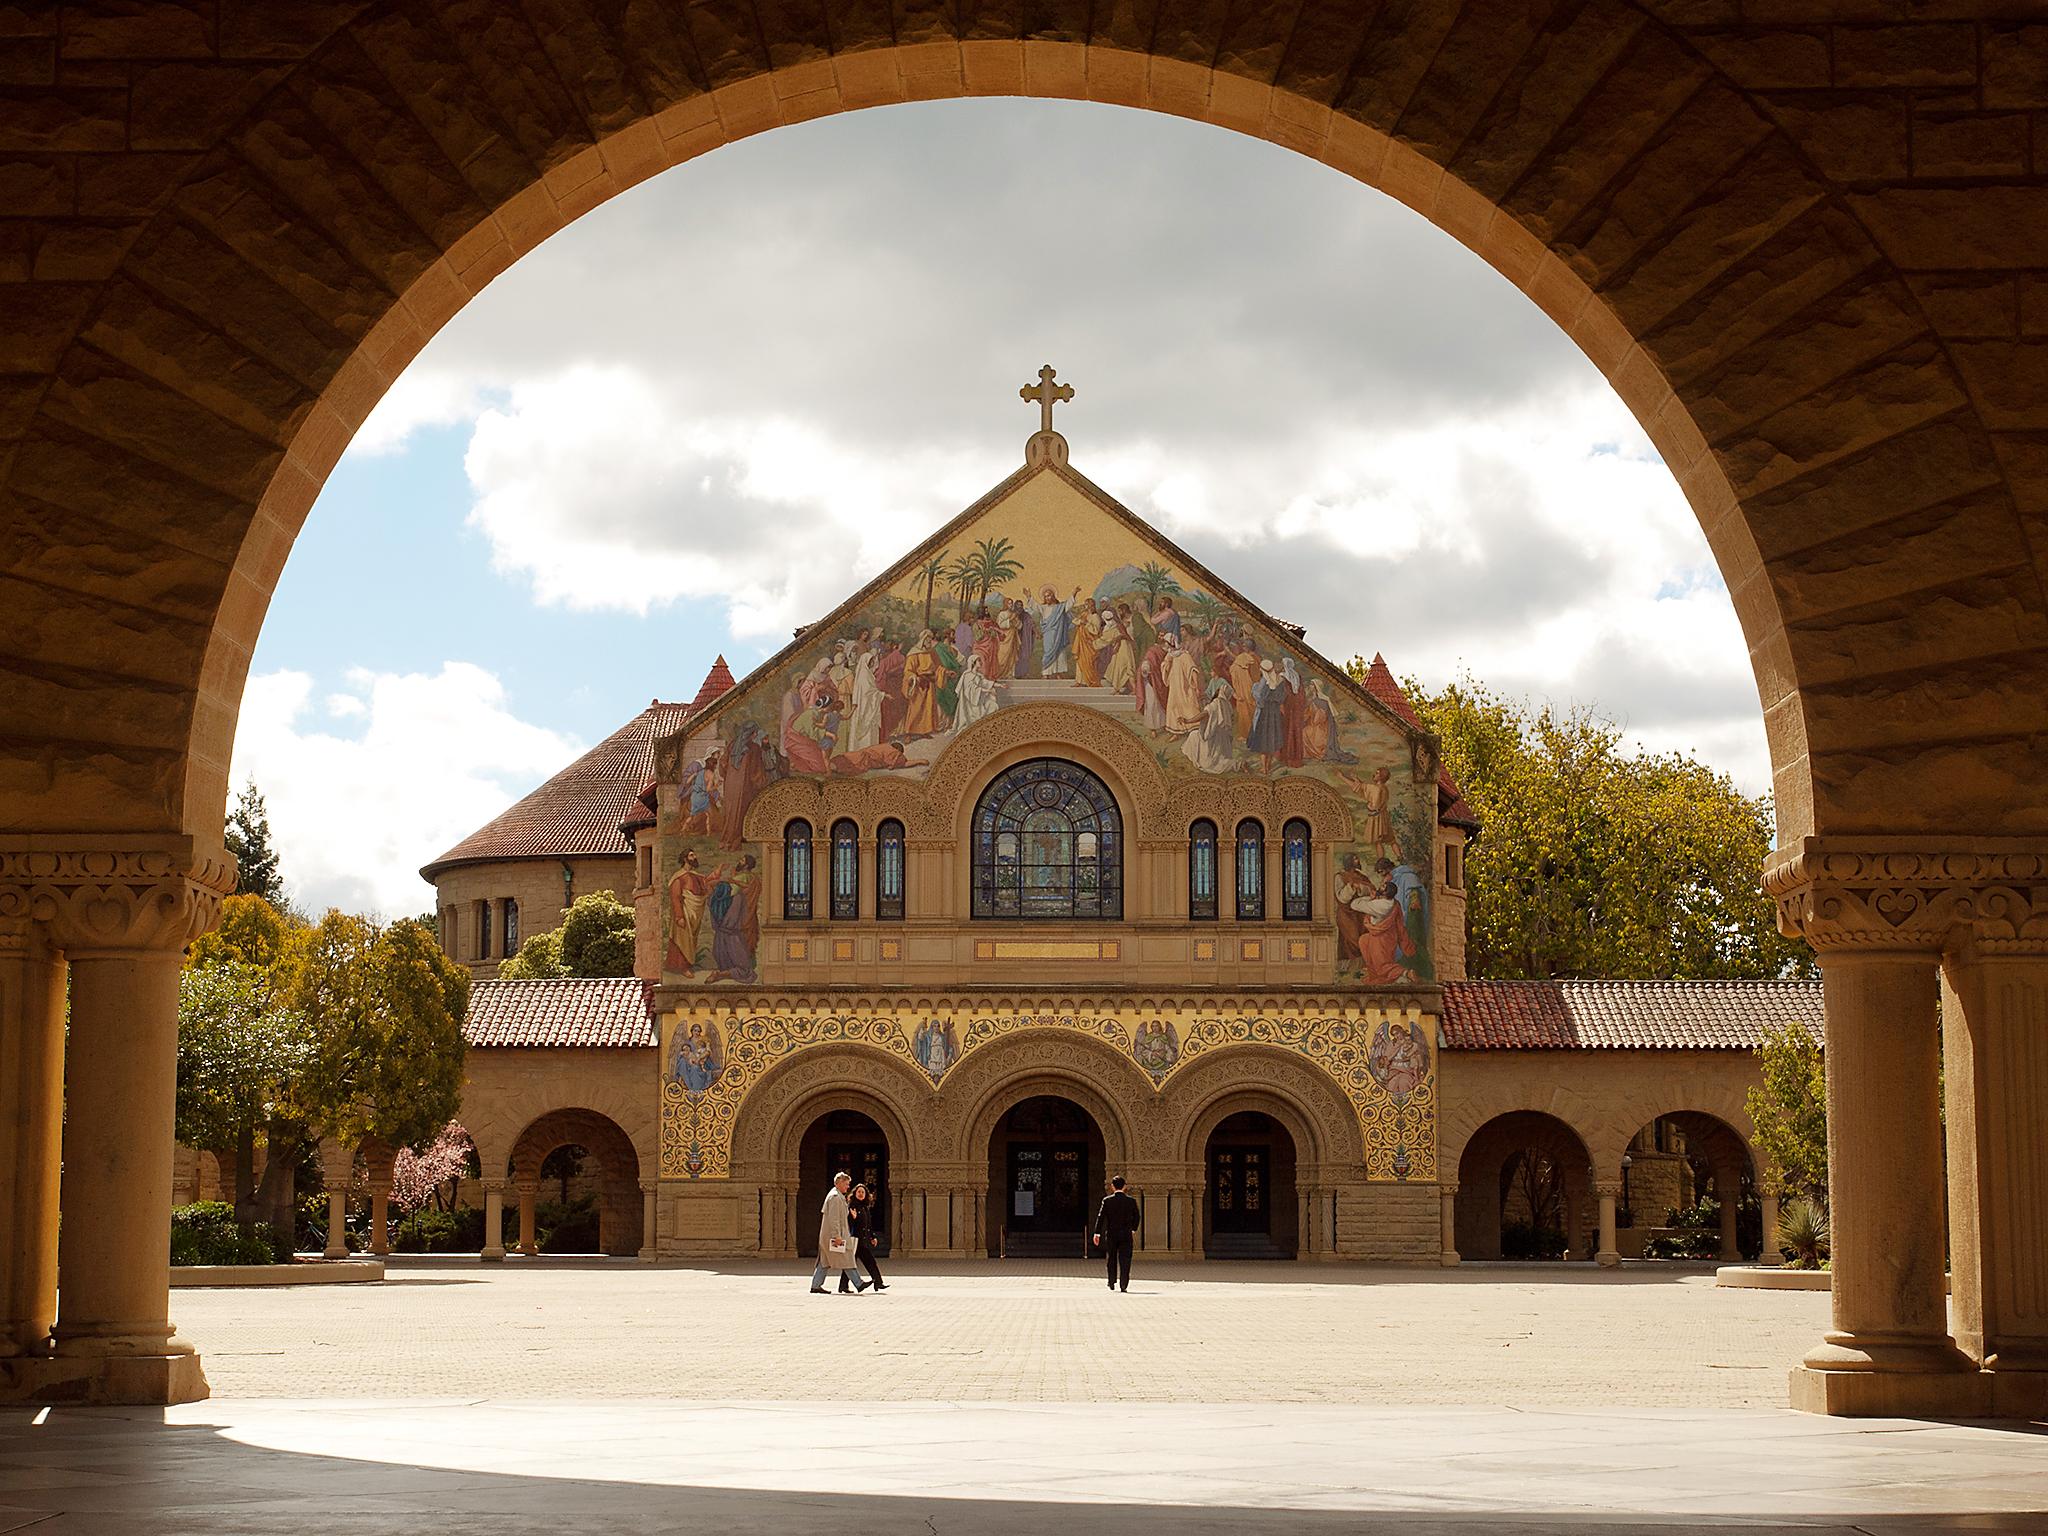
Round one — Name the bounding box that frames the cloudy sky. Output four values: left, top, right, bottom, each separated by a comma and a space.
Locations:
233, 99, 1765, 918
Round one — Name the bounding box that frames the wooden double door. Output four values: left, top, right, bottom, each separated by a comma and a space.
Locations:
1208, 1143, 1272, 1235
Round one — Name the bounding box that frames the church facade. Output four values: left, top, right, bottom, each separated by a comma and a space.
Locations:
425, 385, 1819, 1269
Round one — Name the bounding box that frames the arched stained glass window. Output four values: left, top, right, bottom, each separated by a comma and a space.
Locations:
1189, 819, 1218, 921
784, 820, 813, 921
1282, 818, 1311, 921
830, 818, 860, 921
1235, 819, 1265, 922
876, 818, 905, 920
971, 758, 1122, 920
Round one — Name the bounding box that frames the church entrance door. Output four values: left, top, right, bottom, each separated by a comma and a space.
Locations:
797, 1108, 890, 1258
990, 1095, 1100, 1257
1203, 1111, 1298, 1259
1209, 1144, 1269, 1235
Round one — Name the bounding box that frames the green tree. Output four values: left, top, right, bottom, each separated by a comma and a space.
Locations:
497, 927, 567, 979
223, 780, 287, 908
1746, 1019, 1828, 1207
293, 912, 469, 1156
1133, 560, 1182, 607
175, 959, 313, 1233
1369, 669, 1813, 981
189, 892, 302, 972
945, 554, 979, 619
916, 549, 951, 627
493, 892, 635, 979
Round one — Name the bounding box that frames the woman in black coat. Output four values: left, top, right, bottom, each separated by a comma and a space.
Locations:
848, 1183, 887, 1292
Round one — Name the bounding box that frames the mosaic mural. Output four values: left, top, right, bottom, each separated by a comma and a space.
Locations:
659, 1007, 1438, 1182
657, 471, 1439, 985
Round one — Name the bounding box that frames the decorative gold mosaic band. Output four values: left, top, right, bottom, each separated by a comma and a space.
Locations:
972, 938, 1121, 960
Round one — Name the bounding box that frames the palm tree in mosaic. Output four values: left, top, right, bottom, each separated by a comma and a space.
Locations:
1134, 560, 1182, 608
970, 536, 1022, 614
916, 550, 951, 627
1186, 590, 1225, 634
945, 554, 980, 620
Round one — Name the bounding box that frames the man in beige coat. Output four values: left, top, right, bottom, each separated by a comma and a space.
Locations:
810, 1171, 869, 1295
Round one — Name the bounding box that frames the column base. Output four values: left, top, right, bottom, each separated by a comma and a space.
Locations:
0, 1350, 208, 1405
1439, 1252, 1460, 1267
480, 1246, 506, 1262
1595, 1251, 1620, 1268
1789, 1364, 1994, 1418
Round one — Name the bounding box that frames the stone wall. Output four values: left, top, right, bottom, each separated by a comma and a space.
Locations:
433, 854, 634, 975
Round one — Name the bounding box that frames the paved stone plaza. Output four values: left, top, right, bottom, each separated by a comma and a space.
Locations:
6, 1262, 2047, 1532
163, 1257, 1834, 1407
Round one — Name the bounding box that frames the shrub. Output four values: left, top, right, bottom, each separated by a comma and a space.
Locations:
1500, 1220, 1567, 1260
538, 1195, 601, 1254
1778, 1197, 1830, 1269
170, 1201, 286, 1266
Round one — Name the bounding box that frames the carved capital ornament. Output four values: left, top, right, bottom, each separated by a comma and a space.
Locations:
0, 836, 236, 955
1764, 837, 2048, 957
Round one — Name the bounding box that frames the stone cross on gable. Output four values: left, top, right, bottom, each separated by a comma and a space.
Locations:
1020, 365, 1074, 435
1019, 365, 1075, 467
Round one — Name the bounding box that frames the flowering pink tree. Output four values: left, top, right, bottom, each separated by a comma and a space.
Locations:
391, 1122, 474, 1215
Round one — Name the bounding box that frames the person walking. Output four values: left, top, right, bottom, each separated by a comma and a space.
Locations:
1093, 1175, 1140, 1292
849, 1182, 888, 1292
811, 1171, 869, 1295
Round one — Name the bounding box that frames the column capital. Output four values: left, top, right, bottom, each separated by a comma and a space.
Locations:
1436, 1181, 1458, 1197
1764, 837, 2048, 954
1593, 1180, 1624, 1199
0, 836, 236, 956
480, 1176, 512, 1196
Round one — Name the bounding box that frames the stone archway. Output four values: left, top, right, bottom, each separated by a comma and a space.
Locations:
3, 6, 2046, 1413
508, 1107, 645, 1258
1454, 1111, 1597, 1265
1617, 1111, 1760, 1265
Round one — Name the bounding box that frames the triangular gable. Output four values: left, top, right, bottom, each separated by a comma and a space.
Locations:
676, 459, 1428, 754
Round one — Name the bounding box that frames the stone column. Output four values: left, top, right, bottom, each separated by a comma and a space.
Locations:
1765, 839, 1996, 1417
640, 1183, 658, 1261
317, 1140, 354, 1260
1295, 1187, 1311, 1259
1438, 1183, 1459, 1266
1594, 1183, 1620, 1268
362, 1142, 396, 1259
1564, 1182, 1585, 1263
1759, 1191, 1780, 1266
480, 1180, 508, 1261
0, 920, 65, 1359
1714, 1167, 1741, 1262
517, 1179, 539, 1257
1, 837, 232, 1404
1943, 943, 2048, 1414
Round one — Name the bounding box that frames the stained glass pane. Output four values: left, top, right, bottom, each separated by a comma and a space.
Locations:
970, 758, 1123, 920
784, 820, 812, 921
1236, 820, 1265, 921
1189, 819, 1217, 920
1282, 818, 1311, 921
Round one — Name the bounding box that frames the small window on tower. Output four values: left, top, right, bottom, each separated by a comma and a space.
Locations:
502, 898, 519, 953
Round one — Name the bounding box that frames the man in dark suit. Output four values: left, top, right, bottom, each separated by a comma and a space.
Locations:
1093, 1175, 1140, 1292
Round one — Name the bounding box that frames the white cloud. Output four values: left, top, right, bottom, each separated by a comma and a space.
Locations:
350, 368, 490, 456
230, 663, 583, 919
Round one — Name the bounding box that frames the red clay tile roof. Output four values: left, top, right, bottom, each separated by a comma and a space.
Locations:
689, 656, 736, 712
1440, 979, 1823, 1050
1359, 653, 1480, 832
619, 779, 659, 838
464, 977, 657, 1048
420, 699, 688, 880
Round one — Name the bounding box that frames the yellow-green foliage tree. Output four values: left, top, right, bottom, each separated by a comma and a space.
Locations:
178, 894, 311, 1234
1745, 1019, 1828, 1206
1370, 671, 1813, 981
293, 912, 470, 1155
498, 892, 636, 979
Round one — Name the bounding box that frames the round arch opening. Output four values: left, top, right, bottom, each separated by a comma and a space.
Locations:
1454, 1111, 1596, 1264
797, 1108, 892, 1259
988, 1094, 1105, 1259
1618, 1112, 1759, 1264
507, 1108, 645, 1258
1203, 1110, 1299, 1261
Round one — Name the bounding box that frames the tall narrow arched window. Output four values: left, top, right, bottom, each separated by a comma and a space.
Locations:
502, 897, 520, 952
830, 819, 860, 921
876, 818, 905, 920
783, 819, 813, 921
1281, 819, 1312, 921
971, 758, 1123, 919
1235, 819, 1265, 922
1189, 819, 1219, 920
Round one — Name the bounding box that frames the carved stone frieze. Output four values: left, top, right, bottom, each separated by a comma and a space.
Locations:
1764, 838, 2048, 955
0, 837, 236, 955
